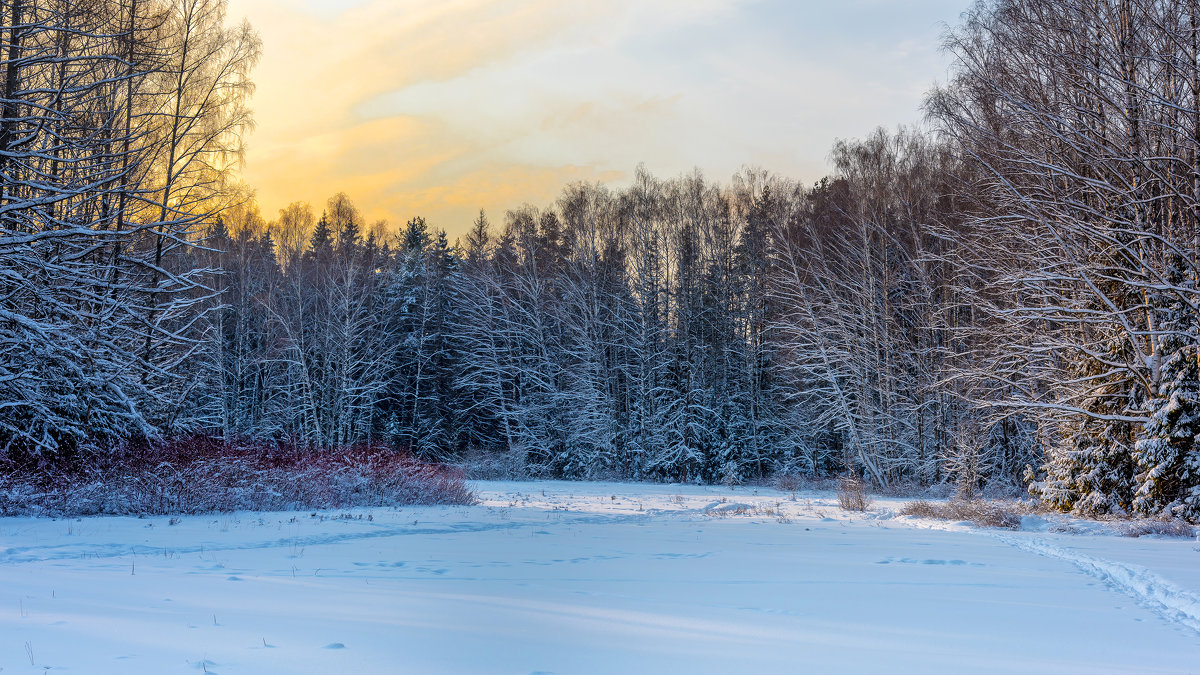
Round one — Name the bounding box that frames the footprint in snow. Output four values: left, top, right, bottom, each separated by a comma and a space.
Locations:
324, 642, 346, 650
878, 557, 975, 566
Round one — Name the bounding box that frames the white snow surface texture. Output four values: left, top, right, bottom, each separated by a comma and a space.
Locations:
2, 480, 1198, 673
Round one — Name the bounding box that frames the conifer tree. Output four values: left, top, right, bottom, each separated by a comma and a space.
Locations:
1133, 267, 1200, 519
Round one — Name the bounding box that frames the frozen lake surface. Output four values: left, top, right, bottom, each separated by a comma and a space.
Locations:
2, 480, 1198, 673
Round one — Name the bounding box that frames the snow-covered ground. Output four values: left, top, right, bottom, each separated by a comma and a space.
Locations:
2, 481, 1198, 673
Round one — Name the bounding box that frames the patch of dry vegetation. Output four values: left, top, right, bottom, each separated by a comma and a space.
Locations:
0, 436, 475, 517
1115, 519, 1196, 538
901, 499, 1023, 529
837, 476, 872, 511
773, 473, 804, 492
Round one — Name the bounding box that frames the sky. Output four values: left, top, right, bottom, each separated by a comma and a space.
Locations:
224, 0, 968, 238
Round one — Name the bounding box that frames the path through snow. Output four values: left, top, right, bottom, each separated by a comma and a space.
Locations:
992, 531, 1200, 635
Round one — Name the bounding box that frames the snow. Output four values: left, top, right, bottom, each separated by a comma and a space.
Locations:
2, 480, 1198, 673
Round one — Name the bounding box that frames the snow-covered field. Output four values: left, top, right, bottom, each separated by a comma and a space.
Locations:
2, 481, 1198, 674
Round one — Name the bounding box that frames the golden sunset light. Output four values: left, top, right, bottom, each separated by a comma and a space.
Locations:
226, 0, 963, 236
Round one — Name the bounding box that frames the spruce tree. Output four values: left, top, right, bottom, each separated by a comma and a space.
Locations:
1034, 326, 1141, 516
1133, 272, 1200, 520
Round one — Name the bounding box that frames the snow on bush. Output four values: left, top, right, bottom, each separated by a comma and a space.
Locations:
901, 499, 1022, 529
0, 436, 474, 516
1116, 519, 1196, 538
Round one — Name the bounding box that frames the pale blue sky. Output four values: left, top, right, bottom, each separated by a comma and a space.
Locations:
226, 0, 968, 235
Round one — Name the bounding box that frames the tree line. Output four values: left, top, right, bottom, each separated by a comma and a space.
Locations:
2, 0, 1198, 520
0, 0, 256, 455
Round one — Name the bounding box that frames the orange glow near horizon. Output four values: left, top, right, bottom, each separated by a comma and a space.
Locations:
226, 0, 963, 239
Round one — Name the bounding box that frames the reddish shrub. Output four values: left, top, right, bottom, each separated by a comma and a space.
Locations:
0, 436, 474, 516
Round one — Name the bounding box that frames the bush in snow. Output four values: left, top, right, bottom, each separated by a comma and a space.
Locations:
837, 475, 872, 511
1116, 519, 1196, 539
773, 473, 805, 492
901, 499, 1022, 529
0, 436, 474, 517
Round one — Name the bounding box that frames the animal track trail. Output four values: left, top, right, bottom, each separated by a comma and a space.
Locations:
993, 532, 1200, 635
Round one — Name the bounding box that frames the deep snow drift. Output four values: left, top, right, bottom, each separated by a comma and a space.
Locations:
2, 481, 1198, 673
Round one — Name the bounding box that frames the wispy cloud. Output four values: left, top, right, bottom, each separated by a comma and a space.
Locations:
226, 0, 963, 237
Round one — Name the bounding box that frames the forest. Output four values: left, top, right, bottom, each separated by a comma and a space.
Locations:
1, 0, 1198, 521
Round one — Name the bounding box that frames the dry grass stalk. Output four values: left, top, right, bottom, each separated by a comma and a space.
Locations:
837, 475, 871, 511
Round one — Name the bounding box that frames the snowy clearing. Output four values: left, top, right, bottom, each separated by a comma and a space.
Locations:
2, 481, 1199, 673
